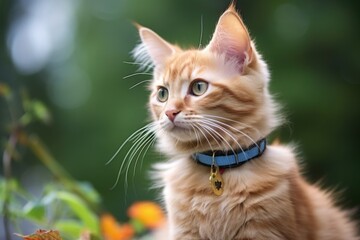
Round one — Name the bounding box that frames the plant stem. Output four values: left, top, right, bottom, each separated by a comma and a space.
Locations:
2, 131, 17, 240
23, 133, 100, 213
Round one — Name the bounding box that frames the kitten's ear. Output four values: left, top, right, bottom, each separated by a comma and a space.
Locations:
134, 25, 175, 67
205, 6, 253, 72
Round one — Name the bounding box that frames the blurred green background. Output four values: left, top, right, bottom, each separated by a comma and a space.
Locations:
1, 0, 359, 226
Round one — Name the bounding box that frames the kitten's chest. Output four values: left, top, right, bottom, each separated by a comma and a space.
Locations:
159, 153, 294, 239
165, 182, 250, 240
162, 162, 250, 239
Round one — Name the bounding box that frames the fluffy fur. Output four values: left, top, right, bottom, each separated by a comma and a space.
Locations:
131, 4, 358, 240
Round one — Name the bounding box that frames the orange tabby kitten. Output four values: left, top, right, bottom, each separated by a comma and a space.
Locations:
131, 4, 358, 240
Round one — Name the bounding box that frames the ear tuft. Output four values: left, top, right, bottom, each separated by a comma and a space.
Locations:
228, 1, 237, 12
132, 27, 175, 70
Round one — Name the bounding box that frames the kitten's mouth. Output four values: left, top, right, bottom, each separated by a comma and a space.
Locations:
165, 122, 195, 139
166, 120, 189, 129
168, 123, 189, 132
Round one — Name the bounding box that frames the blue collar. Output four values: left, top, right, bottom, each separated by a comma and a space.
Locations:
192, 138, 267, 168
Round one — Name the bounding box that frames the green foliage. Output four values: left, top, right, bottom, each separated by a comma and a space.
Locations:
44, 191, 99, 234
0, 82, 163, 239
22, 201, 46, 222
21, 99, 51, 125
0, 178, 102, 238
130, 218, 146, 234
0, 84, 103, 239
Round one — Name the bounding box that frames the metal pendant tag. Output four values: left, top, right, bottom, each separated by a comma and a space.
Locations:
209, 164, 224, 196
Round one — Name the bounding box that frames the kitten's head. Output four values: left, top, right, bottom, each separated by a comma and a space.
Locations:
133, 5, 281, 156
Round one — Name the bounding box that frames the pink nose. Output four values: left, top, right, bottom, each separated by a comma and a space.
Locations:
165, 109, 181, 122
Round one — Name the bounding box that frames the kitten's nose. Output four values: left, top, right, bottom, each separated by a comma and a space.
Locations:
165, 109, 181, 122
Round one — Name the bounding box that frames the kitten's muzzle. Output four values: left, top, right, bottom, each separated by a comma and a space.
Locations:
165, 109, 181, 122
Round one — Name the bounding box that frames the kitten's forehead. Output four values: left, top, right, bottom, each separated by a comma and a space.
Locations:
153, 50, 238, 89
161, 50, 209, 84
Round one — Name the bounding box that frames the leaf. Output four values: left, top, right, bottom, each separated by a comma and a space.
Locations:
76, 182, 101, 205
31, 100, 51, 124
14, 229, 62, 240
54, 220, 102, 239
130, 218, 146, 234
79, 230, 102, 240
0, 178, 27, 214
0, 177, 20, 194
54, 220, 84, 239
22, 202, 46, 222
43, 191, 99, 234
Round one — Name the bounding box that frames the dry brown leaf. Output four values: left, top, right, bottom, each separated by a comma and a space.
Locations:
14, 229, 62, 240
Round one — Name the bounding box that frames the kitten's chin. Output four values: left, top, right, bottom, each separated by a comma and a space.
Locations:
157, 135, 198, 157
156, 126, 200, 155
165, 126, 197, 142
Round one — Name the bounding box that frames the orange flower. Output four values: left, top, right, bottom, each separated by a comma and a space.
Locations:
101, 214, 134, 240
127, 201, 165, 229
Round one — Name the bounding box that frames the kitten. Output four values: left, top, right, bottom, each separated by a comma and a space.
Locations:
131, 4, 358, 240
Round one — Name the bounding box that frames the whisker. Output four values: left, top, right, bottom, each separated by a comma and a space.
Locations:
202, 114, 260, 133
125, 132, 156, 192
129, 79, 152, 90
123, 72, 153, 80
192, 124, 214, 152
194, 120, 237, 154
194, 123, 223, 151
138, 134, 158, 175
109, 122, 159, 190
205, 118, 259, 149
111, 129, 154, 190
123, 61, 153, 69
202, 125, 233, 152
190, 125, 201, 148
198, 15, 204, 49
200, 120, 243, 156
200, 114, 260, 148
131, 133, 158, 191
106, 123, 157, 165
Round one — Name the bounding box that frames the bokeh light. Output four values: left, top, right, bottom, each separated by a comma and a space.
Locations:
7, 0, 77, 74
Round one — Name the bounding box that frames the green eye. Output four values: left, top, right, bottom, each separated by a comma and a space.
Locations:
157, 87, 168, 102
191, 80, 208, 96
